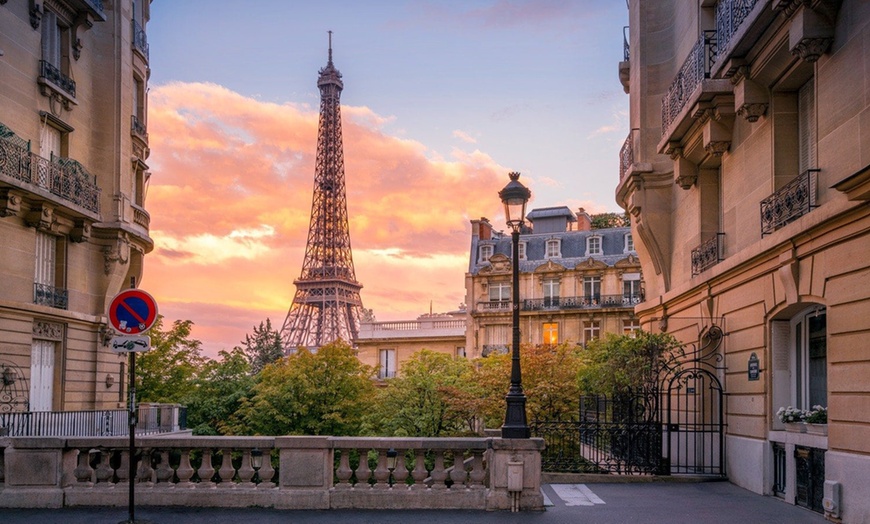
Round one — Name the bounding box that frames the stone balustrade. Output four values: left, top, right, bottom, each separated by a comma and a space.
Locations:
0, 435, 544, 511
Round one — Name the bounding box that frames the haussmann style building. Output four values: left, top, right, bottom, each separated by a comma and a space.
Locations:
618, 0, 870, 520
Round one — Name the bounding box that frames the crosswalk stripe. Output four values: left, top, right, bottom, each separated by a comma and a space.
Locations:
551, 484, 606, 506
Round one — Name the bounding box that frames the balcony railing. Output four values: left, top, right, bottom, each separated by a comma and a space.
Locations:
0, 136, 101, 214
377, 370, 397, 379
0, 404, 186, 437
661, 31, 717, 135
39, 60, 76, 99
33, 283, 69, 309
522, 294, 644, 311
132, 19, 149, 59
131, 114, 147, 138
715, 0, 760, 58
477, 300, 511, 312
760, 170, 819, 236
619, 132, 633, 181
623, 25, 630, 61
691, 234, 724, 276
0, 435, 544, 511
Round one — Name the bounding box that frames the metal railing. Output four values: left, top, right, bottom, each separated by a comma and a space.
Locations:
760, 169, 819, 236
131, 115, 147, 138
522, 294, 644, 311
39, 60, 76, 99
661, 31, 717, 135
33, 282, 69, 309
691, 233, 724, 276
0, 405, 186, 437
132, 19, 149, 59
715, 0, 759, 58
623, 25, 630, 61
0, 135, 101, 214
619, 132, 633, 181
772, 442, 786, 497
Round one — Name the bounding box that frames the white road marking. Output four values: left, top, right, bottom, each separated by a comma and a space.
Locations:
551, 484, 606, 506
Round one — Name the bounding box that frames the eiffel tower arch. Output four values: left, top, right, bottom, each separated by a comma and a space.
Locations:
280, 33, 364, 352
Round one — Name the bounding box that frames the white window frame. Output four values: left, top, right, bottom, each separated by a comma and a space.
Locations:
583, 276, 601, 298
792, 308, 826, 410
29, 340, 55, 411
586, 236, 602, 256
518, 241, 527, 261
545, 239, 561, 259
378, 348, 396, 379
624, 233, 634, 252
583, 321, 600, 344
623, 319, 641, 337
489, 282, 511, 302
542, 322, 559, 345
479, 244, 493, 263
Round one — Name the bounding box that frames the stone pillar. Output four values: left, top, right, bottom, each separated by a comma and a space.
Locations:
485, 437, 545, 511
0, 437, 66, 508
275, 436, 331, 509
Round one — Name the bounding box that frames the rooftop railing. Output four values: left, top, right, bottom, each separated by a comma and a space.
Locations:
661, 31, 717, 135
0, 135, 101, 214
760, 170, 819, 236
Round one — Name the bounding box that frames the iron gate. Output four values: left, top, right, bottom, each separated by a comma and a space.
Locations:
533, 325, 725, 476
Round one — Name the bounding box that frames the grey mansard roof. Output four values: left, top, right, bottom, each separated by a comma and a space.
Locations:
468, 225, 636, 275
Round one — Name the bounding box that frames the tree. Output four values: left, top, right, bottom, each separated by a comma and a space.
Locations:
229, 341, 375, 436
591, 212, 630, 229
239, 318, 284, 375
577, 331, 680, 395
137, 316, 206, 403
364, 350, 477, 437
181, 347, 255, 435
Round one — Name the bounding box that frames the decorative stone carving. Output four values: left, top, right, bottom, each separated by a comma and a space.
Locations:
0, 189, 22, 217
25, 203, 55, 231
674, 154, 698, 190
70, 219, 91, 243
33, 320, 64, 341
737, 103, 768, 122
705, 141, 730, 157
102, 234, 130, 275
791, 37, 833, 62
787, 3, 836, 63
71, 12, 95, 61
29, 0, 43, 29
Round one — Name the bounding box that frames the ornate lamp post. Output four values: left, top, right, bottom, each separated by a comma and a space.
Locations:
499, 171, 531, 439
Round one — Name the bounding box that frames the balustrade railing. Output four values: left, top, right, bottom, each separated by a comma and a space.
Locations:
0, 136, 101, 214
132, 204, 150, 228
715, 0, 759, 58
691, 233, 724, 276
760, 169, 819, 236
477, 301, 511, 312
33, 283, 68, 309
39, 60, 76, 99
132, 19, 150, 59
661, 31, 717, 135
619, 132, 633, 181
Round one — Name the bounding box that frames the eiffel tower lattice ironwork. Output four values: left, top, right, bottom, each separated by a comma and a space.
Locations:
280, 33, 364, 351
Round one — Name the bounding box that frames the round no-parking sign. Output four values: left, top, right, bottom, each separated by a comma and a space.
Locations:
108, 289, 158, 335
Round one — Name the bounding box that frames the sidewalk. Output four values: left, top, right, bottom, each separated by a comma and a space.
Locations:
1, 482, 828, 524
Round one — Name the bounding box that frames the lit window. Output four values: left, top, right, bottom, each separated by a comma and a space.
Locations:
546, 239, 560, 258
543, 322, 559, 345
587, 236, 602, 256
489, 282, 510, 302
479, 244, 493, 263
583, 321, 600, 343
379, 349, 396, 379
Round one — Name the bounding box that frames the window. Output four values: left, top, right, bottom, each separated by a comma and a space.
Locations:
623, 272, 642, 303
489, 282, 510, 302
583, 276, 601, 305
133, 169, 150, 207
542, 322, 559, 345
583, 321, 600, 344
518, 242, 526, 261
625, 233, 634, 252
771, 306, 827, 424
623, 319, 641, 336
546, 239, 560, 258
30, 340, 55, 411
132, 76, 147, 138
39, 9, 74, 99
483, 325, 510, 356
378, 349, 396, 379
455, 346, 466, 358
543, 279, 560, 307
34, 232, 67, 309
479, 244, 493, 263
587, 236, 602, 256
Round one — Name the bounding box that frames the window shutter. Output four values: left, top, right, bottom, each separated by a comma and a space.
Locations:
798, 80, 816, 172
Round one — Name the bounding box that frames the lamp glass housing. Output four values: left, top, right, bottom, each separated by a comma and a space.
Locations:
251, 448, 264, 470
498, 172, 531, 232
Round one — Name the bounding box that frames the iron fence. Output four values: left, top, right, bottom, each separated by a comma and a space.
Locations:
0, 405, 186, 437
691, 233, 724, 276
661, 31, 717, 135
39, 60, 76, 98
33, 282, 69, 309
760, 169, 819, 236
715, 0, 759, 58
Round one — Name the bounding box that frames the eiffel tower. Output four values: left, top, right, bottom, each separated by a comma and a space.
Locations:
280, 33, 364, 351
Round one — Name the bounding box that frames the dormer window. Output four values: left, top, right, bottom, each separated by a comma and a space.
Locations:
518, 241, 527, 261
587, 236, 602, 256
624, 233, 634, 252
479, 244, 493, 263
546, 239, 561, 259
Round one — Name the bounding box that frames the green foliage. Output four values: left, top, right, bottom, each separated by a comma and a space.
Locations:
364, 350, 477, 437
238, 318, 285, 375
181, 348, 255, 435
137, 316, 206, 403
228, 341, 375, 436
577, 331, 679, 395
590, 212, 630, 229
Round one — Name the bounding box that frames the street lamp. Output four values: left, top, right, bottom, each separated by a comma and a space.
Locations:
499, 171, 531, 439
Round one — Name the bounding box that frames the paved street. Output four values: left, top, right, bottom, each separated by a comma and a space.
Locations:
2, 482, 827, 524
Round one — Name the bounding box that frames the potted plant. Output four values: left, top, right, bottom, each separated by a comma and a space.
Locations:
804, 406, 828, 435
776, 406, 806, 432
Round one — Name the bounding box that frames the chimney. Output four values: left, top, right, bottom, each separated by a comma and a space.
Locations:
475, 217, 492, 240
576, 208, 592, 231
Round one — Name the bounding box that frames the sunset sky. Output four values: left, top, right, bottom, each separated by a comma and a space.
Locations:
143, 1, 629, 358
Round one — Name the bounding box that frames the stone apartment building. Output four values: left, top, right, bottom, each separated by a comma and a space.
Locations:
465, 207, 643, 358
0, 0, 153, 413
618, 0, 870, 520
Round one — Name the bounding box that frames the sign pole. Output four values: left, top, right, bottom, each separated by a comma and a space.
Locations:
127, 349, 137, 524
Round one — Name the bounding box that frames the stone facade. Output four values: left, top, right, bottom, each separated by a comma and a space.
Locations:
618, 0, 870, 521
466, 207, 643, 358
0, 1, 153, 412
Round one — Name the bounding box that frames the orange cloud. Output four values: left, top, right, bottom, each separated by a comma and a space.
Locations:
143, 82, 508, 357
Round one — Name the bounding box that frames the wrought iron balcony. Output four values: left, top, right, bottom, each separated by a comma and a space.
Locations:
39, 60, 76, 99
0, 135, 101, 214
131, 115, 147, 138
715, 0, 760, 58
691, 233, 724, 276
619, 132, 633, 181
661, 31, 717, 135
33, 283, 69, 309
623, 25, 630, 62
523, 294, 644, 311
760, 170, 819, 236
132, 19, 149, 59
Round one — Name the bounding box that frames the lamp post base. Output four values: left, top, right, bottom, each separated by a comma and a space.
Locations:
502, 392, 530, 438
